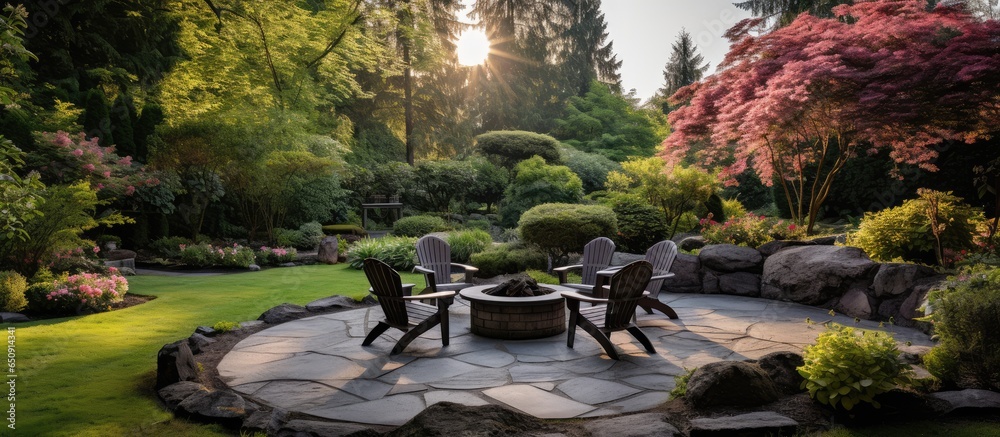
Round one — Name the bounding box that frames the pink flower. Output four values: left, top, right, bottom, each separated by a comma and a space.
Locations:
83, 163, 96, 172
118, 156, 132, 166
96, 183, 105, 190
93, 246, 101, 254
72, 148, 84, 157
102, 171, 111, 178
124, 185, 136, 196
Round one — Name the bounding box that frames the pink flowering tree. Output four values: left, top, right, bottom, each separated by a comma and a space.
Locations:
663, 0, 1000, 233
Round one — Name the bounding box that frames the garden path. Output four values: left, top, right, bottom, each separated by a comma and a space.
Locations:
217, 293, 933, 427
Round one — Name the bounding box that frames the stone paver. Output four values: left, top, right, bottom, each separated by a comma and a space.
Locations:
217, 294, 933, 426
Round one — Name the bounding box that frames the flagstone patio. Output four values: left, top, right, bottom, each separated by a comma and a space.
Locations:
217, 293, 933, 427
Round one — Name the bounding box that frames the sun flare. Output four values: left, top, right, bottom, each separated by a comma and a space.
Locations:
456, 29, 491, 66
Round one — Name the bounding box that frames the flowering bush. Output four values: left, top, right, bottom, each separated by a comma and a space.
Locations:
38, 131, 162, 202
179, 243, 256, 268
700, 213, 807, 247
40, 269, 128, 314
256, 246, 297, 266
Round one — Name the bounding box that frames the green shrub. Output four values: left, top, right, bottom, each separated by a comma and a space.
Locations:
846, 189, 982, 264
0, 271, 28, 312
700, 213, 804, 248
255, 246, 298, 266
469, 244, 547, 278
298, 222, 325, 249
561, 147, 620, 193
524, 269, 559, 285
212, 321, 241, 333
274, 228, 304, 248
923, 266, 1000, 390
409, 160, 477, 213
446, 230, 493, 263
607, 195, 668, 254
670, 368, 697, 400
798, 324, 911, 411
38, 271, 129, 315
465, 219, 492, 232
499, 156, 584, 228
180, 243, 256, 268
475, 130, 562, 169
392, 215, 448, 237
150, 236, 194, 259
518, 203, 617, 266
722, 198, 748, 220
346, 236, 418, 271
322, 224, 367, 236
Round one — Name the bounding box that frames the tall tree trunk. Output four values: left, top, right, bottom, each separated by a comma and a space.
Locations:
404, 43, 414, 165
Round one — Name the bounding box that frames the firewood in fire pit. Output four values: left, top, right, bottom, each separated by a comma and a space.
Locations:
483, 278, 554, 297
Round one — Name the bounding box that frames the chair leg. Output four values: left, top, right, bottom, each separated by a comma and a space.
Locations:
566, 299, 580, 349
391, 315, 441, 355
627, 326, 656, 353
362, 322, 391, 346
437, 300, 450, 347
578, 319, 620, 360
639, 297, 679, 319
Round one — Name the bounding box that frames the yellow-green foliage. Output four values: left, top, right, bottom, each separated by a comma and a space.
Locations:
524, 269, 560, 284
606, 159, 716, 238
0, 270, 27, 312
212, 321, 241, 333
923, 266, 1000, 391
798, 324, 911, 410
723, 198, 748, 219
446, 229, 493, 263
846, 189, 982, 263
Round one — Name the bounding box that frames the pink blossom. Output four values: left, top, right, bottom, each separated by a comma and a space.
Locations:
102, 171, 111, 178
124, 185, 136, 196
72, 148, 84, 157
96, 183, 105, 190
118, 156, 132, 166
83, 163, 96, 172
93, 246, 101, 254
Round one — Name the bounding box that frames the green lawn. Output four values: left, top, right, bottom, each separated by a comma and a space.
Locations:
14, 264, 425, 436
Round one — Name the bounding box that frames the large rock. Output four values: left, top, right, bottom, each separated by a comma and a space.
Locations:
387, 402, 548, 436
835, 286, 873, 319
0, 313, 29, 323
900, 276, 944, 322
305, 295, 369, 312
679, 235, 707, 251
701, 270, 722, 294
584, 413, 679, 437
258, 303, 309, 324
699, 244, 763, 273
930, 389, 1000, 414
718, 272, 761, 297
756, 352, 805, 395
689, 412, 798, 437
758, 240, 814, 257
316, 236, 339, 265
277, 419, 379, 437
612, 252, 645, 266
156, 341, 199, 389
663, 253, 702, 293
243, 408, 290, 436
686, 361, 781, 408
176, 389, 256, 427
873, 263, 936, 298
761, 246, 878, 306
158, 381, 208, 410
187, 333, 216, 354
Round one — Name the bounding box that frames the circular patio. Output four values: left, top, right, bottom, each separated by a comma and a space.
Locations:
217, 293, 933, 427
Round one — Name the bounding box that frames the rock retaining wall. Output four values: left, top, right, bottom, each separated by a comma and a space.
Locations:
662, 240, 943, 328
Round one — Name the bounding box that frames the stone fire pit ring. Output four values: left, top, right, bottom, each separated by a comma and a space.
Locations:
459, 284, 573, 340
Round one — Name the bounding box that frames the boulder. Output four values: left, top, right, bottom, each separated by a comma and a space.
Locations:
897, 344, 932, 365
187, 333, 216, 354
701, 270, 721, 294
699, 244, 763, 273
584, 413, 680, 437
0, 313, 30, 323
757, 240, 814, 257
755, 352, 805, 395
877, 296, 906, 323
243, 408, 291, 436
176, 389, 255, 427
873, 263, 936, 298
156, 340, 199, 389
387, 402, 548, 437
305, 295, 368, 312
317, 236, 340, 265
930, 389, 1000, 414
680, 235, 707, 251
277, 419, 379, 437
612, 252, 645, 266
761, 246, 878, 306
689, 412, 798, 437
158, 381, 208, 410
663, 253, 702, 293
258, 303, 309, 324
718, 272, 761, 297
195, 326, 217, 337
686, 361, 782, 408
835, 286, 873, 319
900, 276, 945, 322
248, 264, 261, 272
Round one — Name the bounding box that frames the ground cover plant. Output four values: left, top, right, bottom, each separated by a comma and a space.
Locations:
14, 264, 424, 436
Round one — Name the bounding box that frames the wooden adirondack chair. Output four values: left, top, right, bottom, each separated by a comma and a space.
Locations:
595, 240, 680, 319
553, 237, 615, 295
414, 235, 479, 293
362, 258, 455, 355
563, 260, 656, 360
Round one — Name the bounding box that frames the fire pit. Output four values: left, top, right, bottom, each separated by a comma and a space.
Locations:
459, 280, 572, 340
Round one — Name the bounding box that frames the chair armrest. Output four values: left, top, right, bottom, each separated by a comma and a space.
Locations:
561, 291, 608, 304
413, 265, 434, 274
650, 272, 675, 281
403, 290, 456, 300
553, 264, 582, 283
451, 263, 479, 274
596, 266, 623, 277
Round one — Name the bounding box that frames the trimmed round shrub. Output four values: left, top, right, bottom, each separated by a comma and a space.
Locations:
846, 189, 982, 264
0, 271, 28, 312
392, 215, 448, 237
799, 324, 911, 411
346, 236, 418, 271
924, 266, 1000, 390
608, 195, 668, 254
298, 222, 325, 248
561, 147, 620, 193
446, 230, 493, 263
475, 130, 562, 169
499, 157, 584, 228
518, 203, 617, 266
469, 244, 547, 278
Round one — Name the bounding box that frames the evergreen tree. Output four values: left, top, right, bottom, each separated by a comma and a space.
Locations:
733, 0, 852, 29
559, 0, 621, 96
110, 95, 136, 157
134, 103, 164, 163
657, 29, 709, 113
82, 89, 114, 147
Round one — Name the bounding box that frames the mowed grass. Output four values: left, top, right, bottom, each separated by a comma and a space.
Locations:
13, 264, 425, 436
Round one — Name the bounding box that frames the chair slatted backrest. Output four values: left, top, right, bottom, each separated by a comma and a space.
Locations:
416, 235, 454, 286
581, 237, 616, 286
605, 260, 653, 330
363, 258, 409, 328
645, 240, 678, 292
